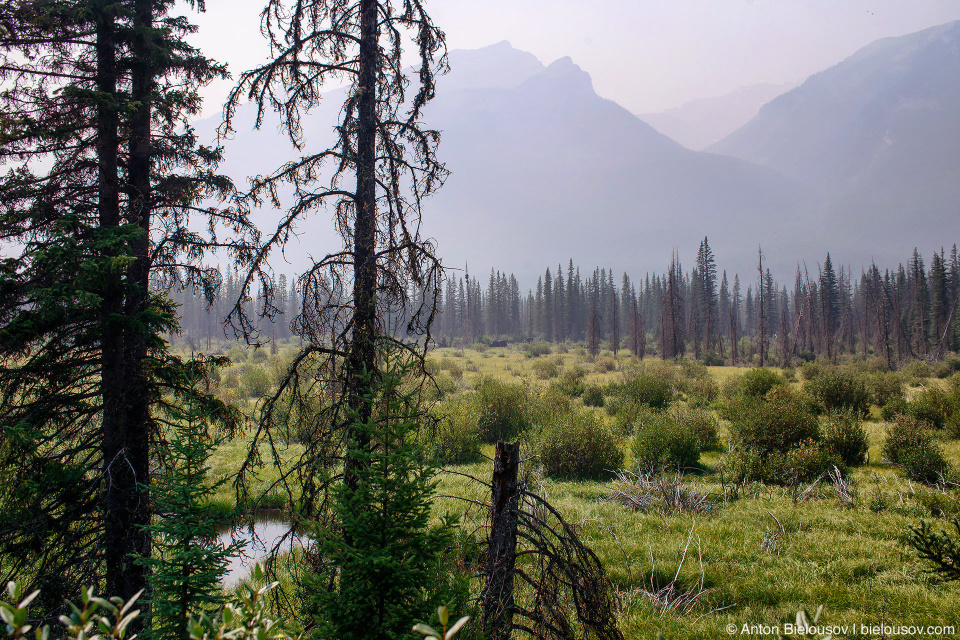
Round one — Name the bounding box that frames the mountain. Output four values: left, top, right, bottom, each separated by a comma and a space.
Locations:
710, 21, 960, 263
641, 82, 797, 151
202, 42, 825, 284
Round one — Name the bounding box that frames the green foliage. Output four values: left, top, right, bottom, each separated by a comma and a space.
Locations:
909, 386, 955, 430
552, 366, 586, 398
474, 377, 529, 443
582, 384, 605, 408
804, 369, 870, 417
680, 408, 721, 451
782, 440, 843, 483
736, 367, 786, 399
727, 386, 819, 457
631, 411, 700, 473
1, 582, 141, 640
907, 519, 960, 581
240, 365, 272, 398
536, 408, 624, 479
532, 358, 560, 380
427, 396, 482, 465
821, 412, 869, 466
883, 416, 950, 483
412, 606, 470, 640
868, 372, 904, 407
682, 375, 719, 408
309, 351, 456, 640
618, 372, 673, 410
523, 342, 552, 358
139, 397, 239, 640
188, 567, 299, 640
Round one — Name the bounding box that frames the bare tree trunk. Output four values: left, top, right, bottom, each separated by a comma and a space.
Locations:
483, 441, 521, 640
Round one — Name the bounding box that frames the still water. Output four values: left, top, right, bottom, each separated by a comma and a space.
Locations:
217, 513, 302, 586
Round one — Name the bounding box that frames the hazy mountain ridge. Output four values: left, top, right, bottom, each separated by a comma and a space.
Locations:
205, 33, 959, 285
641, 82, 798, 151
710, 21, 960, 257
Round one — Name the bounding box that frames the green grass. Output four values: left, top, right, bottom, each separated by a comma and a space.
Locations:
190, 340, 960, 637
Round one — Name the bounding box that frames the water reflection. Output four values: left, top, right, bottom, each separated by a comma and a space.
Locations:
218, 511, 302, 586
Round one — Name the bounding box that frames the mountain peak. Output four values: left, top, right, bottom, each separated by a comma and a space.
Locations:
444, 41, 545, 91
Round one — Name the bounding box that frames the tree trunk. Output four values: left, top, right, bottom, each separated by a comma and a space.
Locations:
483, 440, 521, 640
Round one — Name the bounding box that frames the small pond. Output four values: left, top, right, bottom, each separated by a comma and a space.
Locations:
217, 511, 303, 586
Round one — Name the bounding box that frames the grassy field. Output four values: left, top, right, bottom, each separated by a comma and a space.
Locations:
202, 340, 960, 639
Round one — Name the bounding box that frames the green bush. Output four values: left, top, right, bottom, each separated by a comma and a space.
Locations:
821, 411, 869, 466
596, 357, 617, 373
619, 372, 673, 409
684, 376, 719, 408
552, 365, 586, 398
240, 365, 272, 398
883, 415, 950, 484
904, 360, 932, 384
527, 388, 573, 428
631, 411, 700, 472
429, 396, 482, 465
523, 342, 552, 358
880, 395, 909, 421
782, 440, 843, 483
869, 371, 904, 407
582, 384, 605, 407
909, 386, 954, 430
800, 361, 824, 381
737, 367, 786, 398
536, 408, 623, 479
805, 369, 870, 417
720, 448, 767, 484
532, 358, 560, 380
680, 407, 721, 451
727, 386, 819, 456
474, 377, 529, 443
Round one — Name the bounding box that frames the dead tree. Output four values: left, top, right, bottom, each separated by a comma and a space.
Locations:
481, 442, 624, 640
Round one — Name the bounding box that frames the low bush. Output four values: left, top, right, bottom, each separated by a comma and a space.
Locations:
552, 365, 586, 398
582, 383, 605, 407
532, 358, 560, 380
240, 365, 272, 398
869, 371, 904, 407
536, 408, 623, 479
596, 356, 617, 373
474, 377, 529, 442
782, 440, 844, 483
631, 411, 700, 472
909, 386, 954, 430
821, 411, 869, 466
737, 367, 786, 399
428, 396, 482, 465
727, 386, 819, 457
523, 341, 552, 358
683, 376, 719, 408
619, 372, 673, 409
680, 407, 721, 451
527, 388, 573, 428
805, 369, 870, 417
883, 415, 950, 483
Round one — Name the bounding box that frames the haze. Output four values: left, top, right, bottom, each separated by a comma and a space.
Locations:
186, 0, 960, 116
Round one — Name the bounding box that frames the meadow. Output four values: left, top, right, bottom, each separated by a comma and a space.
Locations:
200, 339, 960, 639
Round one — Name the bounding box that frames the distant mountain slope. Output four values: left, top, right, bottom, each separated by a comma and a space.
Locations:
710, 21, 960, 259
641, 82, 797, 151
202, 42, 816, 283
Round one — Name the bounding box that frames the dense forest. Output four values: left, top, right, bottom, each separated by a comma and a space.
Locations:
173, 238, 960, 367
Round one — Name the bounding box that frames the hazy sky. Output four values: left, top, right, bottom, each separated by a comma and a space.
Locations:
186, 0, 960, 115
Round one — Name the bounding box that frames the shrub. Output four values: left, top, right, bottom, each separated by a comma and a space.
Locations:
782, 440, 843, 483
880, 395, 909, 421
737, 367, 785, 398
904, 360, 932, 384
619, 372, 673, 409
532, 358, 560, 380
527, 388, 573, 428
553, 365, 587, 397
822, 412, 869, 466
720, 448, 767, 484
596, 357, 617, 373
523, 342, 552, 358
680, 407, 721, 451
805, 370, 870, 417
869, 372, 904, 407
727, 386, 819, 456
631, 411, 700, 472
700, 351, 725, 366
240, 365, 272, 398
800, 361, 824, 381
883, 415, 931, 465
536, 408, 623, 479
684, 376, 719, 408
582, 384, 605, 407
250, 348, 268, 362
474, 377, 529, 442
883, 415, 950, 483
909, 386, 953, 430
429, 396, 482, 465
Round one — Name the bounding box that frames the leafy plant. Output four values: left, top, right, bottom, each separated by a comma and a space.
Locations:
907, 518, 960, 581
821, 411, 869, 466
805, 369, 870, 417
413, 606, 469, 640
536, 407, 624, 479
632, 411, 700, 473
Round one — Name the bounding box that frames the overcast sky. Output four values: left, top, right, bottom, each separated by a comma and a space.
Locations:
186, 0, 960, 116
